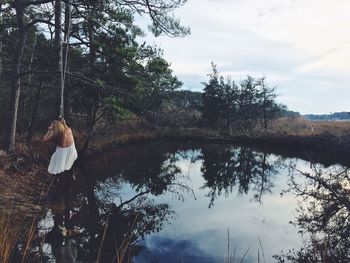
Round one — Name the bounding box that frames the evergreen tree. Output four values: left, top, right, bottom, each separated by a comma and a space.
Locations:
202, 62, 224, 127
221, 77, 239, 133
201, 64, 286, 132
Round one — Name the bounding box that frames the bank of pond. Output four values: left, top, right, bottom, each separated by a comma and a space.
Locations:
1, 141, 350, 262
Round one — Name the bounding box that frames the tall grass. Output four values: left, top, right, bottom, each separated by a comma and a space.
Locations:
0, 213, 19, 263
0, 148, 52, 263
0, 213, 43, 263
97, 213, 140, 263
270, 117, 350, 137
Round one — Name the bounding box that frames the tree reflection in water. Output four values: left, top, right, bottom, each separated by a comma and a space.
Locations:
40, 144, 192, 262
275, 164, 350, 263
3, 142, 316, 262
199, 144, 282, 207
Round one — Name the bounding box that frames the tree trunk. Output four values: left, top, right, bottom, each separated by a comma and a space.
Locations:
54, 0, 62, 118
62, 0, 71, 118
227, 111, 232, 135
5, 0, 27, 152
63, 1, 70, 61
54, 0, 62, 68
21, 35, 38, 126
26, 81, 43, 142
263, 106, 267, 132
87, 4, 96, 71
27, 34, 37, 83
79, 106, 98, 158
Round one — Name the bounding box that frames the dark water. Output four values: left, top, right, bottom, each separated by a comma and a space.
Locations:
5, 142, 350, 262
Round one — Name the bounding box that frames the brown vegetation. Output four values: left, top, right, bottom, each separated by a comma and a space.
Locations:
269, 117, 350, 137
2, 117, 350, 165
0, 149, 51, 262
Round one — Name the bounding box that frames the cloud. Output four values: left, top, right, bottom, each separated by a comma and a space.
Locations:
136, 0, 350, 114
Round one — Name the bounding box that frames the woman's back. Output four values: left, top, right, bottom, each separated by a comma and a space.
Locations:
59, 128, 74, 148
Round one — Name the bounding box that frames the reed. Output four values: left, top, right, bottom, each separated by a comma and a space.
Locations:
0, 213, 19, 263
224, 229, 267, 263
21, 217, 37, 263
115, 214, 139, 263
97, 214, 139, 263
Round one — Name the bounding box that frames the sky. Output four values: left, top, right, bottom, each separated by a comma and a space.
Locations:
137, 0, 350, 114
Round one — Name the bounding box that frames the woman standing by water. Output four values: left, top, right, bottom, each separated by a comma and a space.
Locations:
43, 119, 77, 174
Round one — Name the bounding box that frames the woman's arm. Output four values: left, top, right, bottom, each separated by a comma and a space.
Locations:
43, 126, 54, 142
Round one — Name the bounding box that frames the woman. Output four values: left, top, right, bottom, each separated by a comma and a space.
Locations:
43, 119, 78, 174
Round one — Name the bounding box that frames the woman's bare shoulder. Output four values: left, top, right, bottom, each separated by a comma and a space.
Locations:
62, 127, 73, 140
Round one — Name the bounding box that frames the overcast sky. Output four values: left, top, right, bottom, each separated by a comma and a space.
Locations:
139, 0, 350, 114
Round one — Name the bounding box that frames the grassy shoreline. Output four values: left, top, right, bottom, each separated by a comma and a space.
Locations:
3, 118, 350, 168
82, 125, 350, 167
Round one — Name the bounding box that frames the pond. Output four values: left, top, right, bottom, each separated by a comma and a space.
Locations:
4, 142, 350, 262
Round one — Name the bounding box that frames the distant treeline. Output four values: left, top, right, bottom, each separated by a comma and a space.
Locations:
304, 112, 350, 121
163, 86, 298, 131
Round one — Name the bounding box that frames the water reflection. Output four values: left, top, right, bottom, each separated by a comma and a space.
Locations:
39, 167, 178, 263
85, 143, 194, 197
5, 142, 347, 262
199, 145, 282, 207
275, 164, 350, 263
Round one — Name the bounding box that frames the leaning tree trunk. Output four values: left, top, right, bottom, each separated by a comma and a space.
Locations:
5, 0, 27, 152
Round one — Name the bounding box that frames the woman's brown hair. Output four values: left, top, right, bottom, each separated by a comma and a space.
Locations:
51, 120, 65, 145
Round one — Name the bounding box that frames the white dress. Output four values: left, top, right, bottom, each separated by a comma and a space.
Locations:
48, 143, 78, 174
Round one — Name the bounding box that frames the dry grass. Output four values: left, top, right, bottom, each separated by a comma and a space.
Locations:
67, 117, 350, 156
91, 130, 159, 150
0, 213, 20, 263
269, 117, 350, 137
3, 117, 350, 160
0, 148, 52, 263
19, 117, 350, 159
0, 212, 42, 263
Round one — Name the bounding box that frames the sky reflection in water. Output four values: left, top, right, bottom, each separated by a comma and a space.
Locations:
8, 142, 335, 262
110, 146, 305, 263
